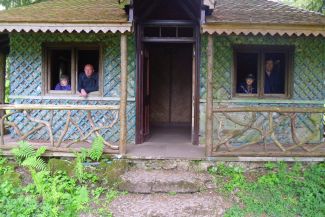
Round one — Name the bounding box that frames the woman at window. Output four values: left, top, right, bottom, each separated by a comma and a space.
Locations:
237, 73, 257, 94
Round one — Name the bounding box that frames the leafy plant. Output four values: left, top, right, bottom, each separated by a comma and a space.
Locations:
11, 141, 47, 171
210, 162, 325, 217
88, 136, 105, 161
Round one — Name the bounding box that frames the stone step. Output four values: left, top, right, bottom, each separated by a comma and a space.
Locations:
109, 192, 230, 217
118, 169, 215, 193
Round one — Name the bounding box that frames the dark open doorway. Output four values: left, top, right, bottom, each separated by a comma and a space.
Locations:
143, 43, 193, 143
134, 0, 201, 147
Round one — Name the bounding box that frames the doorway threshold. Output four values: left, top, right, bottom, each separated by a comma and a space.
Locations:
127, 126, 205, 159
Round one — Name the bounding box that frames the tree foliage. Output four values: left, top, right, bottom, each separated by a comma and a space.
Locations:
283, 0, 325, 14
0, 0, 44, 9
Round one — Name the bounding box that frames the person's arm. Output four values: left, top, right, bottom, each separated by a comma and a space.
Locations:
54, 83, 61, 91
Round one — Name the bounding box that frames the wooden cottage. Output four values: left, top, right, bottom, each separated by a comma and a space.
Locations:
0, 0, 324, 158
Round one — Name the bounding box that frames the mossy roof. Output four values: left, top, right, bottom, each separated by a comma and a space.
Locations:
207, 0, 325, 25
0, 0, 128, 24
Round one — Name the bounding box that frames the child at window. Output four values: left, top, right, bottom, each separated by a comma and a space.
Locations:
55, 74, 71, 91
238, 74, 257, 94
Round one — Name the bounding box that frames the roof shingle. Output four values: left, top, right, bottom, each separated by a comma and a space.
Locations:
0, 0, 128, 24
206, 0, 325, 25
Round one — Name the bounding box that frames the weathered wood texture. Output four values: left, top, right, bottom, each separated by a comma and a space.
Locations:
0, 104, 120, 153
0, 53, 5, 119
205, 35, 214, 156
9, 33, 137, 144
119, 34, 128, 155
211, 106, 325, 157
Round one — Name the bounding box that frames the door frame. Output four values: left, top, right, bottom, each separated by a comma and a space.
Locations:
135, 21, 201, 145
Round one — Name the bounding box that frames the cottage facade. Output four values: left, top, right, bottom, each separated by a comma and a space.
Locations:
0, 0, 324, 158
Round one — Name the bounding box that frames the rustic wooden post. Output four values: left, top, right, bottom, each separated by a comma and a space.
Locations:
0, 53, 5, 116
0, 52, 6, 145
119, 34, 128, 155
205, 35, 214, 157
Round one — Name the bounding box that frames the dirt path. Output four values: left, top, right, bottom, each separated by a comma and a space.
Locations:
109, 191, 230, 217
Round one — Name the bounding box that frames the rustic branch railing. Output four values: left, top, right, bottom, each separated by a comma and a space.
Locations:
0, 104, 121, 154
208, 106, 325, 157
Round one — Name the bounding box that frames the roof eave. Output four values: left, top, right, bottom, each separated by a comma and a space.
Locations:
0, 22, 133, 33
202, 22, 325, 37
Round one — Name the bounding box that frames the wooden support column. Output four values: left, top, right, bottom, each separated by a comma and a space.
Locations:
119, 34, 128, 155
205, 35, 214, 157
0, 53, 5, 115
0, 52, 5, 145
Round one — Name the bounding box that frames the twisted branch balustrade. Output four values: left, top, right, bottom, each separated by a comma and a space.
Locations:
211, 106, 325, 157
0, 104, 120, 154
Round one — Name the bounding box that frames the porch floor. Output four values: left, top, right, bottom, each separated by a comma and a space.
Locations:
127, 126, 205, 159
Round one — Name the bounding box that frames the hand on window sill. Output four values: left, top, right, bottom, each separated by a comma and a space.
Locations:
79, 89, 88, 98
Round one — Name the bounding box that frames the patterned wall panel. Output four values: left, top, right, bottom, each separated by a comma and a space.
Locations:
9, 33, 137, 143
200, 34, 325, 100
200, 34, 325, 144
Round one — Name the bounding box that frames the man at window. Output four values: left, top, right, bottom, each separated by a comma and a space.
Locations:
78, 64, 99, 97
264, 59, 283, 94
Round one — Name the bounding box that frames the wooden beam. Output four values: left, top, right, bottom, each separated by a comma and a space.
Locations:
205, 35, 214, 157
119, 34, 128, 155
0, 53, 5, 119
213, 107, 325, 113
0, 104, 120, 111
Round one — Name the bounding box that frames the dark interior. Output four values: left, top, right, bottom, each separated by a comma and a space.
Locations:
135, 0, 201, 144
134, 0, 201, 21
77, 49, 99, 74
236, 52, 259, 94
50, 49, 72, 90
146, 43, 193, 129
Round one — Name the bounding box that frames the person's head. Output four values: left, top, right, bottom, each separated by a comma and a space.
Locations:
60, 74, 69, 86
245, 74, 255, 86
84, 64, 94, 78
265, 59, 274, 73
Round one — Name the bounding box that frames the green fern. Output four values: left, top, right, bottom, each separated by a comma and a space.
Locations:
22, 157, 47, 171
74, 152, 85, 181
11, 141, 47, 171
88, 136, 105, 161
11, 141, 35, 163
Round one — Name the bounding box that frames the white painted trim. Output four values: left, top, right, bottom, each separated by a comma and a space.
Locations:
0, 23, 132, 33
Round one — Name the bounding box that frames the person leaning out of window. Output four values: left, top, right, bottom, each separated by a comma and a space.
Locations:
78, 64, 99, 98
237, 73, 257, 94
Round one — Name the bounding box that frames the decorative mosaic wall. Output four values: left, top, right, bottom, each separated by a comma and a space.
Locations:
200, 34, 325, 144
8, 33, 136, 143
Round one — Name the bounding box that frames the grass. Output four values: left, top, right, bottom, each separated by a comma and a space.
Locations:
209, 162, 325, 217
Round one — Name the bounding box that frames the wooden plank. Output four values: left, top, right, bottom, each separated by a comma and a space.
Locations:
205, 35, 214, 157
0, 104, 120, 111
0, 53, 5, 118
211, 151, 325, 157
213, 106, 325, 113
119, 34, 128, 155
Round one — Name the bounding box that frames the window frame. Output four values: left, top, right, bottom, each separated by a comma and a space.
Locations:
232, 45, 294, 99
42, 43, 104, 97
